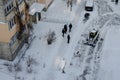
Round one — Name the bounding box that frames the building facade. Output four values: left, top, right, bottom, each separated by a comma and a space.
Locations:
0, 0, 53, 61
0, 0, 33, 61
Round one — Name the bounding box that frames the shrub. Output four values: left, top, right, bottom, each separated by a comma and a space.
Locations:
26, 56, 36, 73
47, 30, 56, 45
26, 66, 32, 73
14, 63, 22, 72
7, 63, 13, 72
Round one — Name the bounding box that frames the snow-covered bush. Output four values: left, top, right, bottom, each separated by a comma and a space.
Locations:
47, 30, 56, 45
26, 56, 37, 73
14, 63, 22, 72
7, 63, 13, 72
26, 56, 37, 66
26, 66, 32, 73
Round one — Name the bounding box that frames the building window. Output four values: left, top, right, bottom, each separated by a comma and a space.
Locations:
8, 16, 16, 30
4, 1, 14, 16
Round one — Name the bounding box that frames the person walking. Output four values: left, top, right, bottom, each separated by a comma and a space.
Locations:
115, 0, 118, 4
67, 0, 70, 7
69, 23, 72, 32
67, 34, 70, 44
62, 28, 65, 37
64, 24, 67, 34
70, 0, 72, 11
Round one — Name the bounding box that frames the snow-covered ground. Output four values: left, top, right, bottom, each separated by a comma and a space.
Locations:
0, 0, 120, 80
98, 25, 120, 80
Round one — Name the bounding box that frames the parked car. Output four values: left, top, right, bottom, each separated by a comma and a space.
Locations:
85, 0, 94, 11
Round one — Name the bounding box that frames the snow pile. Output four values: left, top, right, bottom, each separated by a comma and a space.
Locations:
98, 25, 120, 80
108, 14, 120, 26
95, 0, 113, 16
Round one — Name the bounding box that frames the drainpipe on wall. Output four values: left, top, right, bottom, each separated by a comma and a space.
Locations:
9, 44, 13, 61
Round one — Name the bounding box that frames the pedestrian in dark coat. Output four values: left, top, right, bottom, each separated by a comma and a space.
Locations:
62, 28, 65, 37
115, 0, 118, 4
64, 24, 67, 34
67, 34, 70, 44
67, 0, 70, 7
69, 23, 72, 32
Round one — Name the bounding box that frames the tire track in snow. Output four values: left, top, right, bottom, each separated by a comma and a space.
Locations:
92, 14, 120, 80
85, 13, 120, 80
79, 14, 113, 80
69, 13, 115, 80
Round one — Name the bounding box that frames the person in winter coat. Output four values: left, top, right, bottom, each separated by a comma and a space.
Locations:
67, 0, 70, 7
69, 23, 72, 32
64, 24, 67, 34
67, 34, 70, 44
115, 0, 118, 4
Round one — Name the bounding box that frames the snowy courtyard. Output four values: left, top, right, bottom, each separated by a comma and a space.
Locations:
0, 0, 120, 80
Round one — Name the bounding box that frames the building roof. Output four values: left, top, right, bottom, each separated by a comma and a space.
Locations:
29, 3, 45, 15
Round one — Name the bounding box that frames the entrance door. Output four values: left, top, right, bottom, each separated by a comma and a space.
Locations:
36, 12, 41, 23
38, 12, 41, 21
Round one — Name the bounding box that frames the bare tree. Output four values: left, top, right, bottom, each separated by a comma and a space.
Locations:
14, 0, 25, 40
14, 0, 31, 43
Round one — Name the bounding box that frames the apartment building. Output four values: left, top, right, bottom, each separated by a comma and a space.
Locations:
0, 0, 32, 61
0, 0, 53, 61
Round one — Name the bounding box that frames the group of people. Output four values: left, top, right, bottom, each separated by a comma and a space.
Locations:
62, 23, 72, 44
